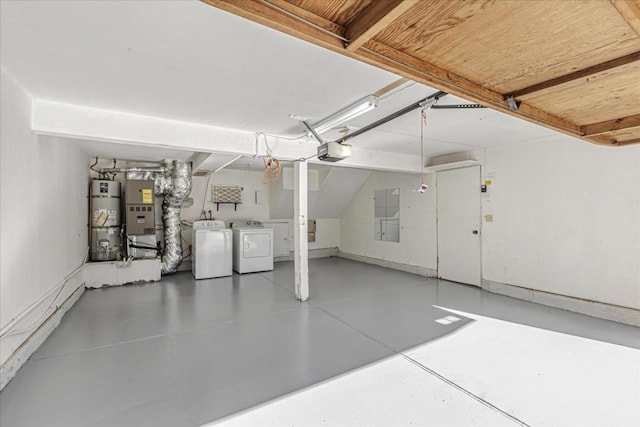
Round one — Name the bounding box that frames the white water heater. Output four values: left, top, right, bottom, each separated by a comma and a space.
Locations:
90, 180, 122, 261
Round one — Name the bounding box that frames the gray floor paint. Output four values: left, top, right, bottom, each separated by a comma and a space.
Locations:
1, 257, 638, 426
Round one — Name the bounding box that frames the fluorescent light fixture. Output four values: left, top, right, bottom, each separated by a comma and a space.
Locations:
309, 95, 378, 135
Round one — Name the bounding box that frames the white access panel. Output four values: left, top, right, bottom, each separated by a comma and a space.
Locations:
192, 221, 232, 279
266, 222, 291, 257
437, 165, 481, 286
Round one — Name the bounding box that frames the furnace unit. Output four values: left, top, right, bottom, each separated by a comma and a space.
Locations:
125, 179, 157, 258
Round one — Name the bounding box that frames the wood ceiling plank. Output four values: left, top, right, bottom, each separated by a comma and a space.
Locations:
581, 114, 640, 137
375, 0, 640, 94
286, 0, 374, 27
612, 0, 640, 37
618, 138, 640, 145
508, 52, 640, 99
201, 0, 635, 147
345, 0, 419, 52
594, 126, 640, 144
201, 0, 345, 51
361, 40, 503, 104
357, 40, 582, 137
519, 60, 640, 125
267, 0, 346, 36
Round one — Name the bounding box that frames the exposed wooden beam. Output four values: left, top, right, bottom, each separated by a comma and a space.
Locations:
612, 0, 640, 37
201, 0, 629, 147
508, 51, 640, 99
581, 114, 640, 136
345, 0, 418, 52
358, 40, 582, 138
266, 0, 346, 37
201, 0, 345, 52
373, 77, 409, 97
618, 137, 640, 146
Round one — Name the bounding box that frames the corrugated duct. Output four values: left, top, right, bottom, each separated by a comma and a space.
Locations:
158, 160, 192, 274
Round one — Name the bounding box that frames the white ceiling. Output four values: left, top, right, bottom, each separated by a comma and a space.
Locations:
1, 0, 563, 165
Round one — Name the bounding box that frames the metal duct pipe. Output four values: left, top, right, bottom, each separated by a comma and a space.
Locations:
99, 167, 167, 174
159, 160, 192, 274
126, 171, 162, 181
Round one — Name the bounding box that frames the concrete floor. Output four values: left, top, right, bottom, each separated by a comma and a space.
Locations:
1, 257, 638, 426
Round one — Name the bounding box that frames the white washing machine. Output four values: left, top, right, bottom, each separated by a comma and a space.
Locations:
232, 220, 274, 274
192, 220, 232, 279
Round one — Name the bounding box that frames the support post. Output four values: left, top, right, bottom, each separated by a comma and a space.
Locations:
294, 161, 309, 301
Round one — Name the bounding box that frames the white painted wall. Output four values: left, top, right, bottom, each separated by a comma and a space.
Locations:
310, 218, 340, 250
270, 166, 370, 220
264, 218, 341, 254
178, 169, 269, 253
482, 137, 640, 310
0, 68, 88, 366
183, 169, 271, 225
179, 169, 340, 253
340, 171, 437, 272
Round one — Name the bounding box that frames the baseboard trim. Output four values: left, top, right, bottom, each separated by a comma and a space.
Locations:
481, 279, 640, 327
337, 251, 437, 277
275, 247, 338, 262
0, 283, 85, 391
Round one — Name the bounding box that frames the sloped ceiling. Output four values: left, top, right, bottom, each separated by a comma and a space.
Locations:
203, 0, 640, 147
270, 166, 371, 219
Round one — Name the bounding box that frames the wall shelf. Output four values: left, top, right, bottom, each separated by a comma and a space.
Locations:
214, 202, 241, 211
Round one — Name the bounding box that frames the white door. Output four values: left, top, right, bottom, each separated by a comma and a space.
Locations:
437, 166, 481, 286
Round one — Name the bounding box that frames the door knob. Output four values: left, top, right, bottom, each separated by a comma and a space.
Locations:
472, 230, 479, 235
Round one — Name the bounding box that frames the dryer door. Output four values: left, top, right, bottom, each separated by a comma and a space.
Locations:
243, 232, 271, 258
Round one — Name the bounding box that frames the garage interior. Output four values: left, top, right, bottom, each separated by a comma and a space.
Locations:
1, 1, 639, 426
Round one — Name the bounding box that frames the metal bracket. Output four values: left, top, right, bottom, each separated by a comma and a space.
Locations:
419, 98, 438, 110
302, 120, 325, 145
506, 95, 519, 111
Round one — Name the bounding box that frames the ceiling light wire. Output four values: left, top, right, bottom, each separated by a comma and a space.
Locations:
254, 132, 273, 158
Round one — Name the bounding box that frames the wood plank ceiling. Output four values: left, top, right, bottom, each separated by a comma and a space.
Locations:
202, 0, 640, 147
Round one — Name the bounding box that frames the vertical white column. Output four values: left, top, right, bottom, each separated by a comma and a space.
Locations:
294, 161, 309, 301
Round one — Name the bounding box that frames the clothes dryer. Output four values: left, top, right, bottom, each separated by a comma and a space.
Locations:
232, 220, 274, 274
